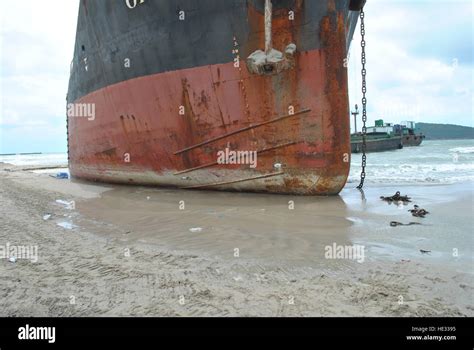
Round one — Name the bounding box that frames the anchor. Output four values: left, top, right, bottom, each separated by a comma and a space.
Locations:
246, 0, 297, 75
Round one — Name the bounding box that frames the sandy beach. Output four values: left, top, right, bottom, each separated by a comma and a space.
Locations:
1, 162, 472, 317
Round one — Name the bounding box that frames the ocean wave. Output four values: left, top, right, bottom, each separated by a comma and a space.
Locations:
0, 153, 67, 166
449, 146, 474, 154
348, 161, 474, 184
351, 162, 474, 172
350, 140, 474, 185
347, 174, 474, 185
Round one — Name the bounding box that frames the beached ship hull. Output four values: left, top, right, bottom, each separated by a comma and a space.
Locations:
67, 0, 364, 195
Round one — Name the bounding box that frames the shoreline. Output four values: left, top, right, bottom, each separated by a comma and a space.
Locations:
1, 163, 472, 316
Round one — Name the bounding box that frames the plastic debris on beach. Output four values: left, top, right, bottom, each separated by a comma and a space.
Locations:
189, 227, 203, 233
8, 257, 17, 263
380, 191, 411, 203
43, 214, 52, 221
57, 221, 77, 230
408, 205, 430, 218
420, 249, 431, 254
49, 172, 69, 179
55, 199, 74, 210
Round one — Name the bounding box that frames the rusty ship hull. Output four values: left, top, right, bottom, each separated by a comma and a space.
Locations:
67, 0, 364, 195
401, 134, 424, 147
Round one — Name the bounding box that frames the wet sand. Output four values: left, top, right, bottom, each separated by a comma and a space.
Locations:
1, 163, 472, 316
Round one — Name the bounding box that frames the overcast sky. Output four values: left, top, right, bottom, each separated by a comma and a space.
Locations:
0, 0, 472, 153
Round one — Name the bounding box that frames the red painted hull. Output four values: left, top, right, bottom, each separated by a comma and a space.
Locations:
68, 12, 351, 195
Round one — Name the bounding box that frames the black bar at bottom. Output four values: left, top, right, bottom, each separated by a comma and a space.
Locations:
0, 317, 471, 347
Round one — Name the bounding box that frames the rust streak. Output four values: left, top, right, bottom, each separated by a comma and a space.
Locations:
174, 108, 310, 155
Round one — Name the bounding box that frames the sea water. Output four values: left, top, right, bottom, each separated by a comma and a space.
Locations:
0, 153, 67, 167
1, 140, 473, 185
348, 139, 474, 185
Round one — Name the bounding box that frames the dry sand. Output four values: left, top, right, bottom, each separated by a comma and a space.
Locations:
1, 163, 472, 316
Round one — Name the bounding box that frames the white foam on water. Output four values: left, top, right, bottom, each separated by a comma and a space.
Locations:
349, 140, 474, 185
449, 146, 474, 154
0, 153, 67, 166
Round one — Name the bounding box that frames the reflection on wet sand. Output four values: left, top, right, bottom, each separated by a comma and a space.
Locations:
77, 185, 353, 266
2, 165, 472, 316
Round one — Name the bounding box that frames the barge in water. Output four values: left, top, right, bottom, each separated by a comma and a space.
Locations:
351, 118, 424, 153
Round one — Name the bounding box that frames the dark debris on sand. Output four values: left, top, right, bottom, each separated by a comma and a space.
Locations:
380, 191, 412, 203
408, 205, 430, 218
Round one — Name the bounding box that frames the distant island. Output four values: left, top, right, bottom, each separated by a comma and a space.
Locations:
417, 122, 474, 140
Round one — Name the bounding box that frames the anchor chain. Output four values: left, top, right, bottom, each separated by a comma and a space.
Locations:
357, 8, 367, 189
66, 104, 69, 162
264, 0, 273, 54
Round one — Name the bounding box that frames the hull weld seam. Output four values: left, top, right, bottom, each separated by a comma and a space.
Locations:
181, 171, 284, 189
173, 141, 298, 175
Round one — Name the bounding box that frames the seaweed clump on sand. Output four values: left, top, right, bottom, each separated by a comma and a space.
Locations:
408, 205, 430, 218
380, 191, 411, 203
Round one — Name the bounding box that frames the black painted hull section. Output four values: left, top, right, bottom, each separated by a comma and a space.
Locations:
67, 0, 356, 103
